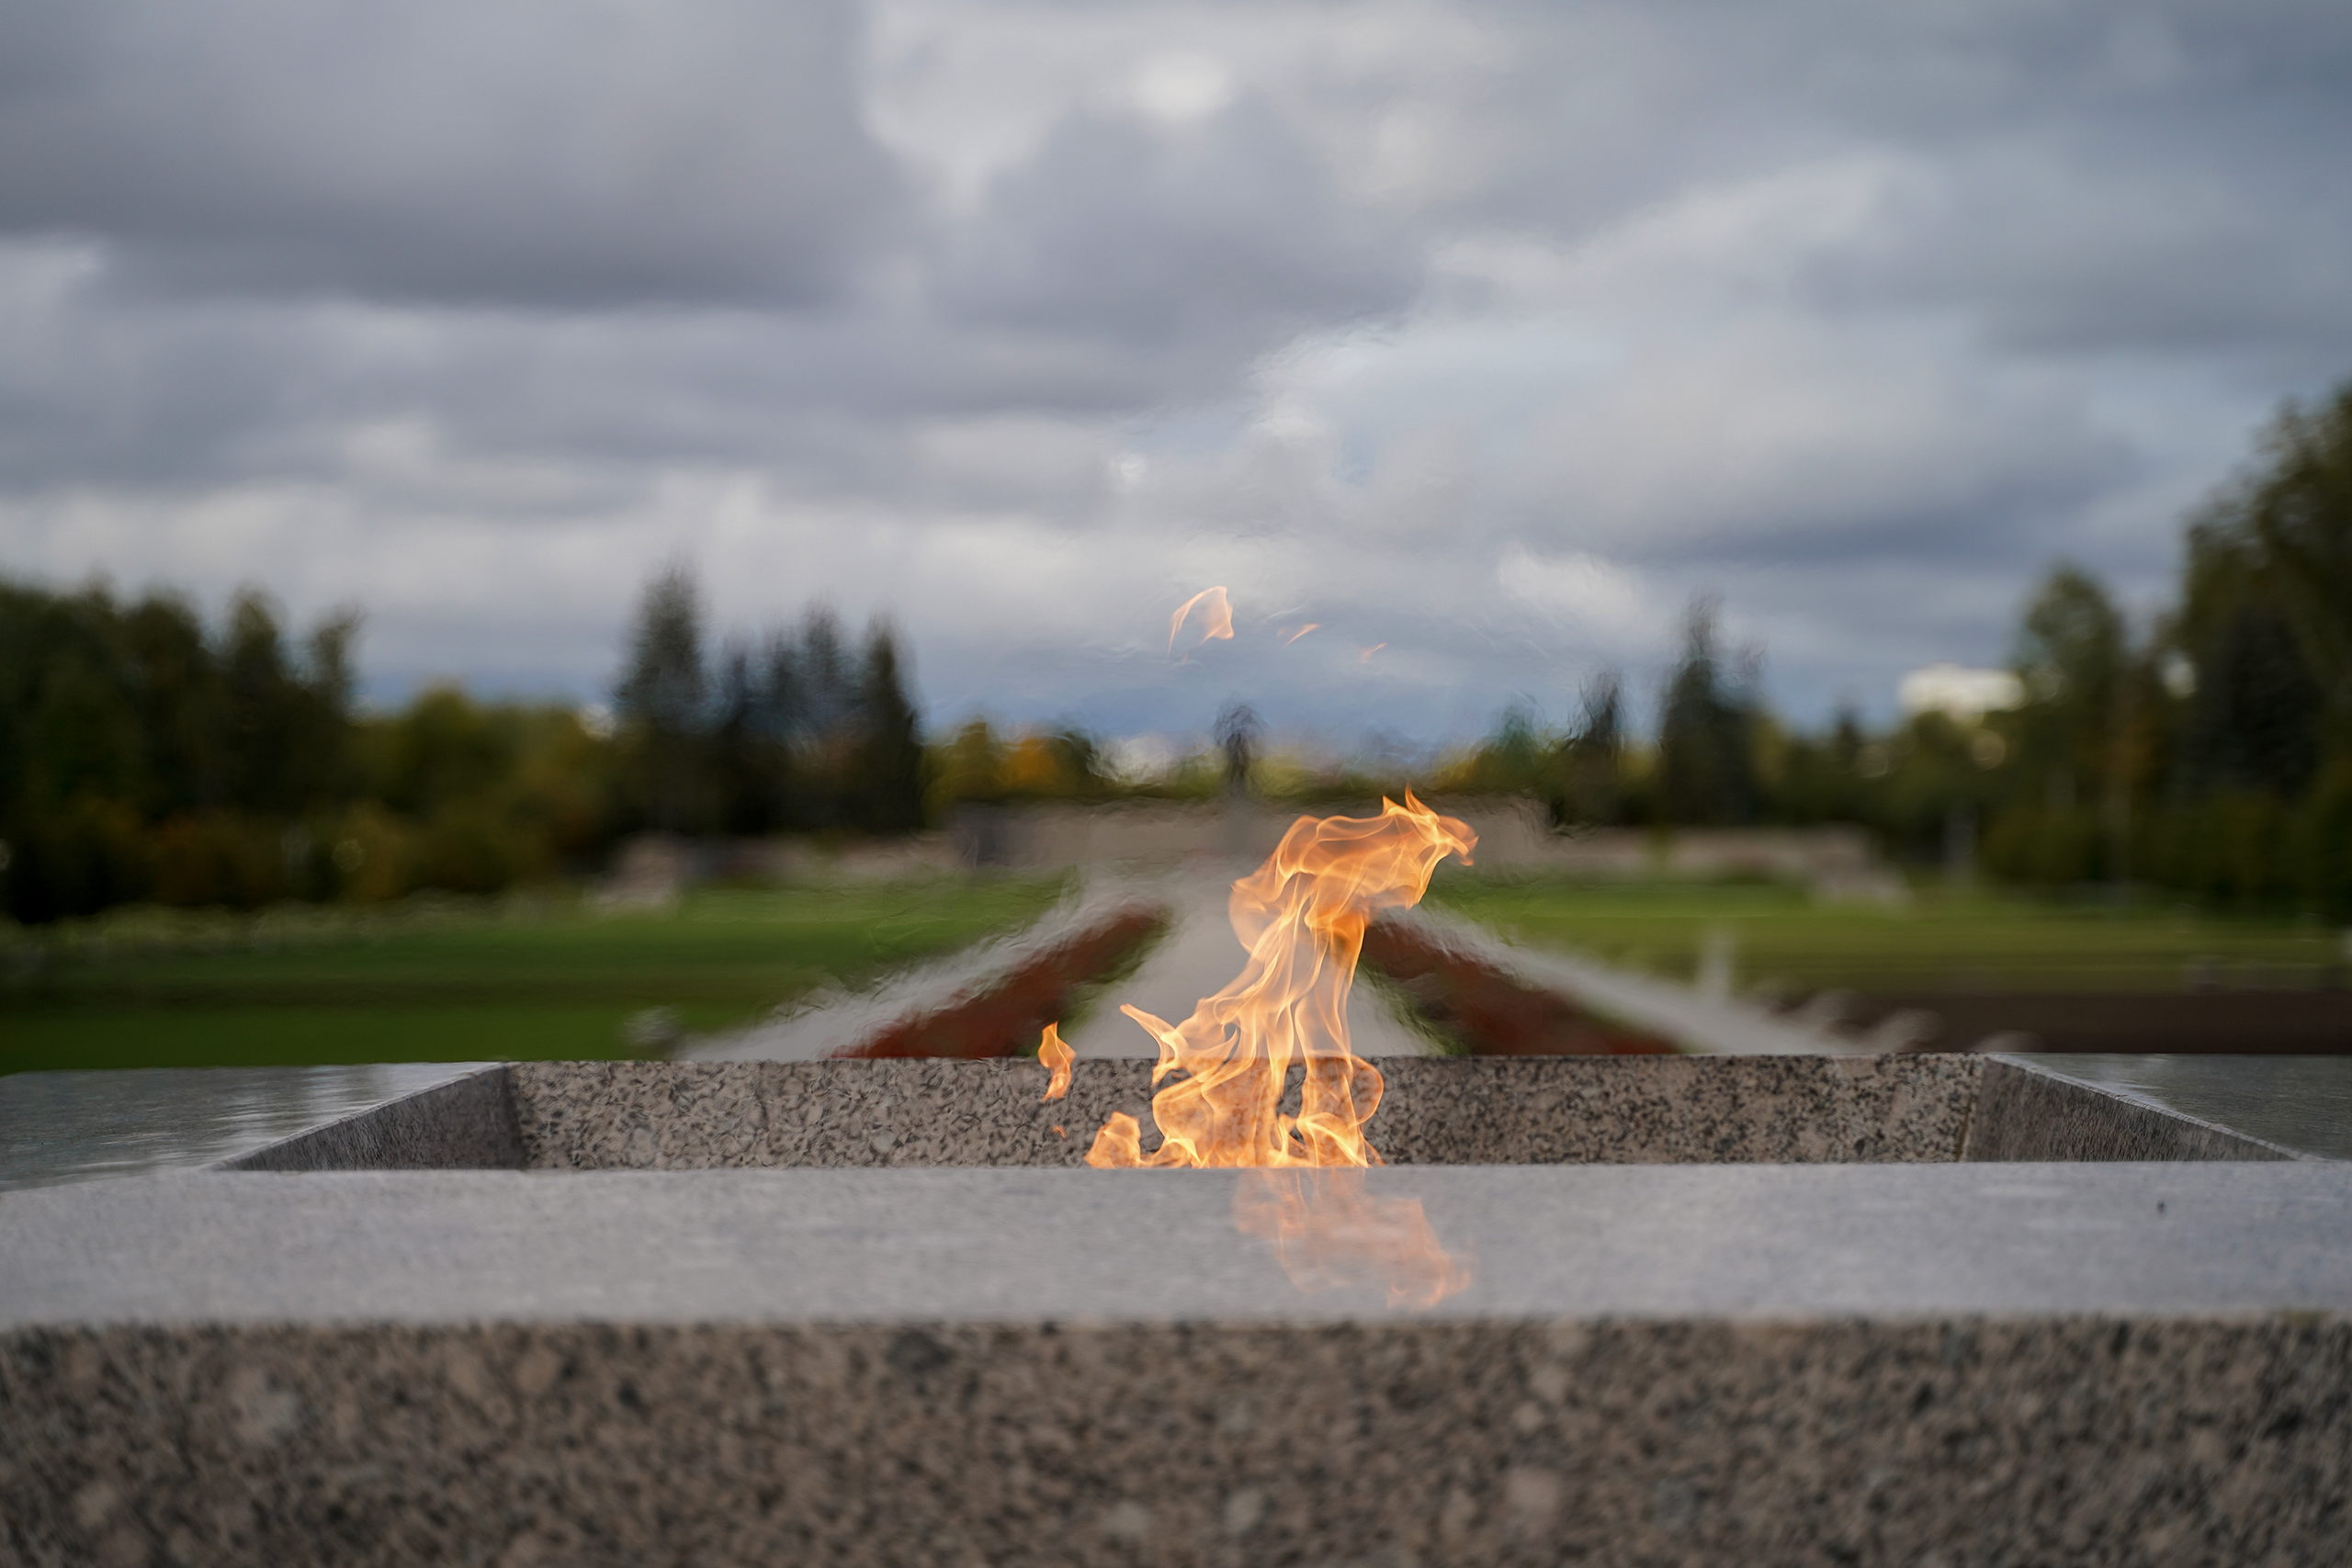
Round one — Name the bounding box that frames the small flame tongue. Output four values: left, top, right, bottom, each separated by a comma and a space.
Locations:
1082, 793, 1476, 1306
1037, 1023, 1074, 1101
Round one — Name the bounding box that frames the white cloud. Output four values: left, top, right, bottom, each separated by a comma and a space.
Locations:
1496, 544, 1657, 643
1131, 51, 1238, 124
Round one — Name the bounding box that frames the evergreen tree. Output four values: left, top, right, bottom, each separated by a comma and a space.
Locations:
1556, 670, 1625, 827
2009, 564, 2126, 807
615, 567, 708, 832
852, 624, 927, 832
0, 581, 356, 920
1657, 600, 1759, 824
2233, 382, 2352, 736
2171, 383, 2350, 784
710, 641, 786, 834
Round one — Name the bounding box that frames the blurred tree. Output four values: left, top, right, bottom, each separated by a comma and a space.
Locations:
215, 591, 357, 816
1043, 727, 1113, 796
2173, 581, 2321, 798
1657, 599, 1759, 825
710, 641, 787, 835
1766, 706, 1868, 827
615, 567, 709, 832
0, 581, 357, 919
372, 686, 514, 819
851, 624, 927, 832
2007, 564, 2126, 805
928, 717, 1007, 818
2229, 382, 2352, 739
799, 608, 853, 738
119, 594, 221, 816
1556, 671, 1627, 827
2167, 384, 2348, 792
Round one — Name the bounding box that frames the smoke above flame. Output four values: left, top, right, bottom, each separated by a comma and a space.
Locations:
1080, 793, 1476, 1309
1168, 585, 1235, 656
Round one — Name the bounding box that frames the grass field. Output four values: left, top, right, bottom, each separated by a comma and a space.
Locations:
1425, 872, 2351, 996
0, 878, 1067, 1075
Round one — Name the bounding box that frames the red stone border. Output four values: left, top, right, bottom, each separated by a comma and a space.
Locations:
835, 908, 1167, 1061
1362, 921, 1679, 1056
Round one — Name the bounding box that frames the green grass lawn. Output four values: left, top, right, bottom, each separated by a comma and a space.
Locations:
1424, 871, 2349, 995
0, 878, 1067, 1074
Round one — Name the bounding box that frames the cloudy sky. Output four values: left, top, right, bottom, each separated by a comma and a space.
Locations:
4, 1, 2349, 744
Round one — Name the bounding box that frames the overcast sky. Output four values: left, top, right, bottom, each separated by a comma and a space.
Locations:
4, 1, 2349, 744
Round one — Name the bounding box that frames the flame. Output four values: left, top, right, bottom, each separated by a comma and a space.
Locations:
1169, 586, 1235, 655
1083, 793, 1476, 1308
1038, 1022, 1074, 1101
1279, 623, 1320, 646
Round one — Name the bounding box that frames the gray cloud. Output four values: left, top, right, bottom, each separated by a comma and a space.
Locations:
2, 0, 2348, 738
945, 93, 1421, 352
0, 0, 906, 307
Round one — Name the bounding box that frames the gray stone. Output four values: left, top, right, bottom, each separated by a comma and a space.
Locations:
240, 1055, 2301, 1173
6, 1163, 2352, 1325
0, 1052, 2327, 1565
220, 1064, 523, 1173
2019, 1052, 2352, 1159
4, 1164, 2349, 1565
0, 1062, 501, 1191
1965, 1053, 2302, 1162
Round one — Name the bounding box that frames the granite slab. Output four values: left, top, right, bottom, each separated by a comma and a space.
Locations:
2, 1054, 2323, 1563
6, 1163, 2350, 1325
0, 1063, 501, 1191
2025, 1054, 2352, 1160
4, 1164, 2348, 1566
222, 1064, 522, 1173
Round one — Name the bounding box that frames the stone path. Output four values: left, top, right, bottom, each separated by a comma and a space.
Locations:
684, 862, 1853, 1066
1396, 904, 1858, 1055
682, 878, 1165, 1064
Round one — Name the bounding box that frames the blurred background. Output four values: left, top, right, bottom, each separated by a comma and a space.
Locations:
3, 1, 2348, 1076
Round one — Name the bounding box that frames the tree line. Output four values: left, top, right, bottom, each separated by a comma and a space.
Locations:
0, 565, 931, 922
4, 380, 2345, 922
613, 569, 925, 838
1452, 381, 2352, 917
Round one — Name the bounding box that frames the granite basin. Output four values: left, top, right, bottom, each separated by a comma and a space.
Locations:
6, 1054, 2338, 1567
220, 1050, 2303, 1175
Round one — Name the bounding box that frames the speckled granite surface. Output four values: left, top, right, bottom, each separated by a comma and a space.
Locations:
5, 1055, 2312, 1561
500, 1053, 2291, 1170
8, 1156, 2349, 1565
1367, 1052, 1984, 1165
510, 1056, 1154, 1169
6, 1315, 2345, 1567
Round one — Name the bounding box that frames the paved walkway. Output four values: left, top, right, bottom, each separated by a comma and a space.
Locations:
684, 863, 1853, 1065
682, 878, 1165, 1064
1396, 904, 1858, 1055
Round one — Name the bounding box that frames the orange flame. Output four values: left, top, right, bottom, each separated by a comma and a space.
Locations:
1084, 793, 1476, 1308
1169, 586, 1235, 655
1038, 1022, 1074, 1101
